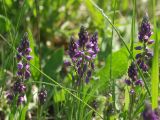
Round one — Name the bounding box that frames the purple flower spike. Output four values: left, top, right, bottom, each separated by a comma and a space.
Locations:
128, 62, 138, 81
16, 33, 32, 80
13, 81, 26, 93
78, 26, 89, 47
66, 26, 99, 84
68, 36, 78, 58
38, 89, 47, 104
138, 13, 152, 43
126, 13, 154, 94
7, 33, 33, 105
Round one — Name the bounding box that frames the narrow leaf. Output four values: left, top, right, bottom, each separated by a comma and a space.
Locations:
151, 0, 159, 109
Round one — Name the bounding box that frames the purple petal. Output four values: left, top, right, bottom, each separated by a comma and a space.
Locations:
25, 64, 30, 69
26, 55, 32, 60
136, 53, 142, 59
134, 46, 142, 50
83, 64, 87, 72
87, 70, 92, 78
87, 49, 95, 55
17, 62, 23, 69
147, 40, 154, 45
91, 62, 95, 69
85, 77, 89, 83
130, 89, 135, 94
17, 95, 25, 105
85, 55, 91, 60
125, 79, 131, 86
64, 61, 71, 67
135, 80, 143, 86
25, 48, 32, 54
25, 70, 31, 79
17, 53, 22, 61
17, 70, 23, 76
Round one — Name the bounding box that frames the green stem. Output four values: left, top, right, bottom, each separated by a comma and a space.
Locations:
151, 0, 159, 109
111, 0, 116, 111
129, 94, 134, 120
130, 0, 136, 56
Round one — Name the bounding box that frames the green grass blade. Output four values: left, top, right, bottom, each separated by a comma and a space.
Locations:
151, 0, 159, 109
124, 86, 129, 110
20, 106, 28, 120
130, 0, 136, 55
111, 0, 116, 110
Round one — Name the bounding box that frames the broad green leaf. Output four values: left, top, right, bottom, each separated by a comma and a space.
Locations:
85, 0, 104, 27
97, 43, 143, 91
54, 89, 65, 103
98, 47, 129, 85
43, 47, 64, 79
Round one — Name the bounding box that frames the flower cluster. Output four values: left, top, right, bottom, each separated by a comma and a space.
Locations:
7, 33, 32, 105
136, 13, 154, 72
66, 26, 99, 84
125, 13, 154, 93
16, 33, 32, 79
125, 62, 143, 94
142, 102, 159, 120
38, 89, 47, 104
